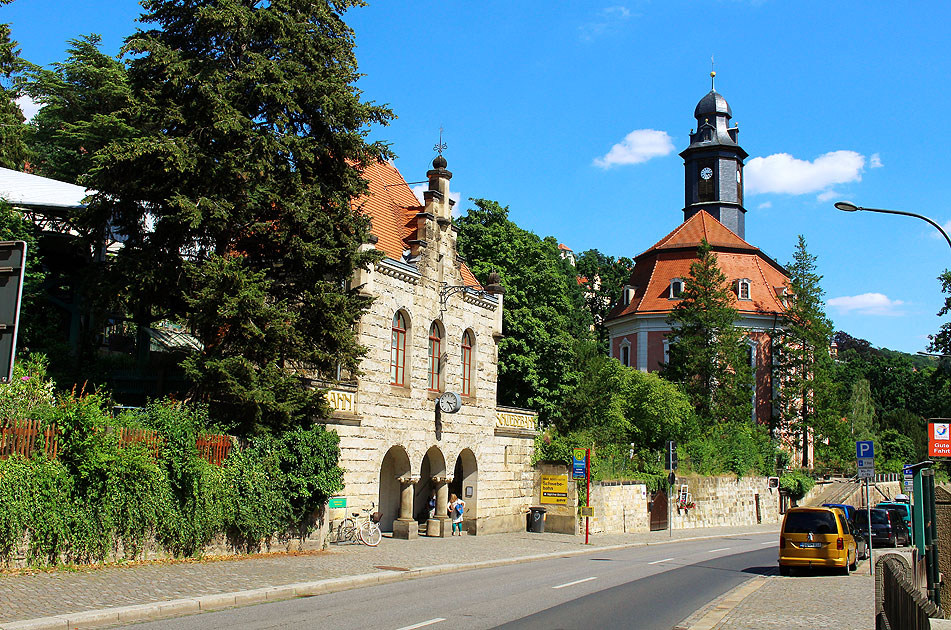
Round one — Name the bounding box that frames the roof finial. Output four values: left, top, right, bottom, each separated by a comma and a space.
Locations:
710, 55, 716, 91
433, 126, 447, 156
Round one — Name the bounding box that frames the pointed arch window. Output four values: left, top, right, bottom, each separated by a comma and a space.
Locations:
461, 330, 474, 396
428, 322, 443, 392
391, 312, 407, 386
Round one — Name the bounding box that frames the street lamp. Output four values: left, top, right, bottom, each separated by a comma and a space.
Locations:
834, 201, 951, 250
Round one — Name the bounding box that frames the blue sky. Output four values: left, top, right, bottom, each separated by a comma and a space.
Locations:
5, 1, 951, 354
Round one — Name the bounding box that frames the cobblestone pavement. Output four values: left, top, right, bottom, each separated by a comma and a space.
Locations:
0, 524, 778, 624
706, 561, 874, 630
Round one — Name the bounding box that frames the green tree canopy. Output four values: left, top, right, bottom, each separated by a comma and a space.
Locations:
574, 249, 633, 352
665, 239, 752, 425
23, 34, 138, 183
455, 198, 591, 425
82, 0, 394, 435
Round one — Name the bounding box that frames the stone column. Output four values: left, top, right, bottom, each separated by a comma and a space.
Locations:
428, 475, 453, 537
392, 475, 419, 540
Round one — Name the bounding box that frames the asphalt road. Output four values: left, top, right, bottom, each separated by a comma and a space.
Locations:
117, 533, 778, 630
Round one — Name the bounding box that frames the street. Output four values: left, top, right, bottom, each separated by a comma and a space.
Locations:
114, 534, 777, 629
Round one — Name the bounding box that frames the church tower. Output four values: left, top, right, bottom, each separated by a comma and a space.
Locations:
680, 72, 748, 239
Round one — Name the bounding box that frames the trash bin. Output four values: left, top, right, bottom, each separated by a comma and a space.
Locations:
528, 507, 547, 533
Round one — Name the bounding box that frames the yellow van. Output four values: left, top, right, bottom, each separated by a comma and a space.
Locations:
779, 506, 857, 576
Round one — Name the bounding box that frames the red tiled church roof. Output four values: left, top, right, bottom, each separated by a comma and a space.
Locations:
609, 211, 788, 320
351, 159, 483, 290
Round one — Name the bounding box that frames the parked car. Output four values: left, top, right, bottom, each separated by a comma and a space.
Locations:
877, 501, 913, 533
827, 506, 868, 561
822, 503, 857, 522
779, 506, 858, 576
853, 508, 909, 548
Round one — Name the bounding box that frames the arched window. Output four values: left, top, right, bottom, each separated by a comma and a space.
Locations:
737, 278, 751, 301
670, 278, 683, 299
391, 312, 407, 386
461, 330, 474, 396
428, 322, 443, 392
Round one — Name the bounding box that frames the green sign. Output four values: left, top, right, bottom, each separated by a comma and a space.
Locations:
328, 497, 347, 509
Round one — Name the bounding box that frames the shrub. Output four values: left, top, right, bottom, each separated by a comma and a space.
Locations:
779, 470, 815, 500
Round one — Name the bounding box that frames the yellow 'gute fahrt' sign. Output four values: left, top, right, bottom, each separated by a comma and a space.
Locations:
540, 474, 568, 505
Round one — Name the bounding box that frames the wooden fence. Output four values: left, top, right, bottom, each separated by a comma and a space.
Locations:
0, 420, 233, 466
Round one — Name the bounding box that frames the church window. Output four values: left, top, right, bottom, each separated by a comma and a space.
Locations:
737, 279, 751, 301
461, 330, 474, 396
428, 322, 443, 392
620, 340, 631, 367
391, 311, 408, 386
670, 278, 683, 299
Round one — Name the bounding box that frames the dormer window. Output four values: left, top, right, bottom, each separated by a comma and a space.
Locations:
775, 286, 790, 308
622, 285, 637, 306
669, 278, 683, 299
737, 278, 751, 301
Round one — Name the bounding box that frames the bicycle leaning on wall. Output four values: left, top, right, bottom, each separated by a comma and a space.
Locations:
331, 504, 383, 546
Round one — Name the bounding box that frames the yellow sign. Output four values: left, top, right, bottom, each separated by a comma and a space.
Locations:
326, 390, 355, 414
540, 474, 568, 505
496, 410, 537, 431
580, 506, 594, 517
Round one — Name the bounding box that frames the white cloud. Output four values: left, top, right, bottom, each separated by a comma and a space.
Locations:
827, 292, 905, 316
757, 201, 772, 209
594, 129, 674, 168
745, 150, 865, 195
579, 5, 632, 40
816, 190, 839, 202
15, 95, 41, 122
870, 153, 883, 168
411, 184, 425, 205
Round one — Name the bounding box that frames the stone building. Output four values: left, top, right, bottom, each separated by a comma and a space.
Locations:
604, 78, 807, 463
317, 154, 537, 538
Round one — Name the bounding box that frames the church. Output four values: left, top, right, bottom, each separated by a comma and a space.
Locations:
604, 77, 806, 463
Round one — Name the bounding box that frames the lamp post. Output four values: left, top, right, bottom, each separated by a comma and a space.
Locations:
834, 201, 951, 250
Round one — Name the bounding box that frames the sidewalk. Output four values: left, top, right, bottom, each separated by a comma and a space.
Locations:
0, 523, 870, 630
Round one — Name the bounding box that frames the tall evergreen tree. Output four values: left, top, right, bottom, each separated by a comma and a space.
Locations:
83, 0, 394, 435
665, 240, 752, 425
848, 378, 876, 441
0, 23, 28, 170
775, 235, 835, 467
23, 34, 138, 183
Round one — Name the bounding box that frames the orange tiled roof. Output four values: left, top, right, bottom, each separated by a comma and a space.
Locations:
608, 211, 788, 320
351, 159, 483, 290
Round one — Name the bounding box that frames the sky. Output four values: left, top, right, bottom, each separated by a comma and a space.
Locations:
4, 0, 951, 354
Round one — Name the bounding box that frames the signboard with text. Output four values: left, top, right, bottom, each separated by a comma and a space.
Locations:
857, 441, 874, 479
572, 448, 587, 480
929, 420, 951, 457
540, 474, 568, 505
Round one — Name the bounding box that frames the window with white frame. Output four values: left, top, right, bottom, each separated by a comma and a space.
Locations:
669, 278, 683, 299
737, 278, 751, 300
619, 340, 631, 367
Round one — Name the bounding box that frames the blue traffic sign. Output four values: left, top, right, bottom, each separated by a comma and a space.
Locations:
856, 441, 874, 459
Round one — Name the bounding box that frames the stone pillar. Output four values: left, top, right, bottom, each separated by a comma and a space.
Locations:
393, 475, 419, 540
428, 475, 453, 537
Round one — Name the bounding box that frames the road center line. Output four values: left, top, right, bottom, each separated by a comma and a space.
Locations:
552, 576, 598, 589
709, 547, 730, 553
648, 557, 674, 565
394, 619, 446, 630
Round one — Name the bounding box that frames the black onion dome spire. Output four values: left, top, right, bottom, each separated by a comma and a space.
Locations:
432, 154, 447, 169
694, 89, 732, 120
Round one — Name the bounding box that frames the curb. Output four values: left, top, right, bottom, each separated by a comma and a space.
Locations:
0, 529, 776, 630
673, 574, 772, 630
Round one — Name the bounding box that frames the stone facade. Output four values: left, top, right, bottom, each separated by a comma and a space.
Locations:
317, 156, 537, 538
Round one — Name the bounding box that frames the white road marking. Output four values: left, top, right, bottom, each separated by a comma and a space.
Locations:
709, 547, 730, 553
648, 557, 675, 565
552, 576, 598, 589
761, 541, 776, 545
395, 619, 446, 630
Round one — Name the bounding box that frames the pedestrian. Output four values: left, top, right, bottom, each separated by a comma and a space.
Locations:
448, 493, 465, 535
428, 491, 436, 519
